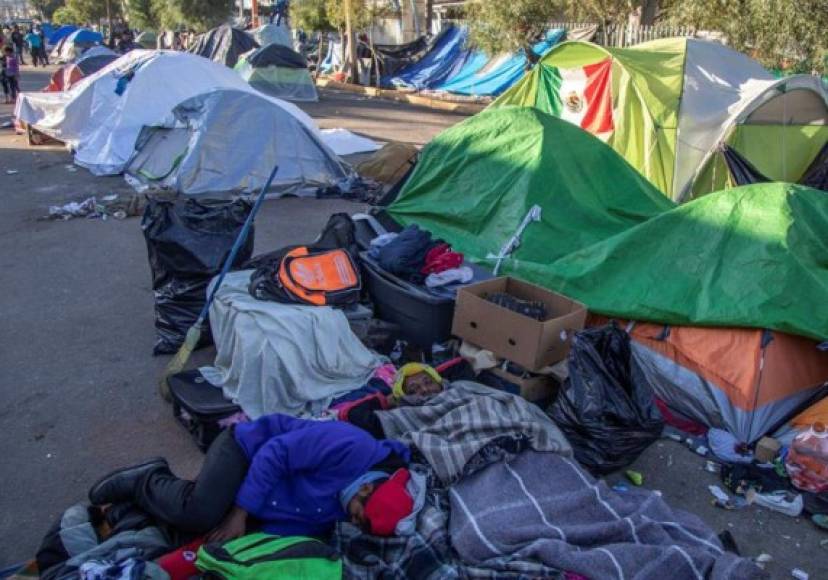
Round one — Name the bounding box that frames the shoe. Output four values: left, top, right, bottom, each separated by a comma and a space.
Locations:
88, 457, 168, 506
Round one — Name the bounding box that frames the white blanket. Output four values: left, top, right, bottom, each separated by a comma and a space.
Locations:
200, 270, 384, 418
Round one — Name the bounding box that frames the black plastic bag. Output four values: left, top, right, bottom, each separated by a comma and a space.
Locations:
549, 323, 664, 474
142, 198, 254, 355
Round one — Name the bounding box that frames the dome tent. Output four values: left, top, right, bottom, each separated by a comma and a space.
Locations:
16, 50, 269, 175
51, 28, 103, 63
494, 38, 828, 201
188, 24, 259, 67
235, 44, 318, 102
45, 50, 119, 92
48, 25, 78, 45
126, 89, 348, 196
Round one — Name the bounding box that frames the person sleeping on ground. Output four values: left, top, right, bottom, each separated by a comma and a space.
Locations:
342, 363, 447, 438
86, 414, 415, 544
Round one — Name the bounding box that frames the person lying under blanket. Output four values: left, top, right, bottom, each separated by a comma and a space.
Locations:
340, 363, 447, 438
86, 414, 416, 543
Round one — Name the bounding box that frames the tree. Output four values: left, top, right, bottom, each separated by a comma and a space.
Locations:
291, 0, 336, 32
31, 0, 65, 20
62, 0, 121, 24
466, 0, 565, 66
157, 0, 234, 31
127, 0, 160, 29
670, 0, 827, 75
52, 5, 81, 24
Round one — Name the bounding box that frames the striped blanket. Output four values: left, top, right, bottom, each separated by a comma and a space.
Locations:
376, 381, 572, 483
449, 451, 765, 580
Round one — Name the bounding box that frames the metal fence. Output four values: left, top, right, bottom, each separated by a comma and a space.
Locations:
433, 18, 698, 48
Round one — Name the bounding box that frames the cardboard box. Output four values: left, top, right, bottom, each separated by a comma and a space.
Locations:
755, 436, 781, 464
452, 277, 587, 371
488, 366, 559, 403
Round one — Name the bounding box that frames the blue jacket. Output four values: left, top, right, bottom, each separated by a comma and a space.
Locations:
233, 414, 409, 536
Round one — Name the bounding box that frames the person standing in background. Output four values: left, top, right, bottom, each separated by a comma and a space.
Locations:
24, 27, 42, 67
4, 45, 19, 102
37, 27, 49, 65
10, 25, 25, 65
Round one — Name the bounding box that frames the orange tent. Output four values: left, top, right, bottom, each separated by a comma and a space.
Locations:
590, 317, 828, 443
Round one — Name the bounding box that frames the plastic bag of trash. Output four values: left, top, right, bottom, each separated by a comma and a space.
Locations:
548, 323, 664, 475
142, 198, 254, 355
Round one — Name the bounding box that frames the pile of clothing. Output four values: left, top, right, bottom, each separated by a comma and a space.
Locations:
369, 224, 474, 297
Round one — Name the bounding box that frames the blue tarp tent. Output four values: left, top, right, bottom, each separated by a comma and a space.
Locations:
49, 25, 78, 45
435, 29, 565, 97
384, 25, 474, 90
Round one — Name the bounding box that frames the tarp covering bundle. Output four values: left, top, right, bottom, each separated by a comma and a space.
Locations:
435, 29, 565, 97
389, 107, 828, 341
126, 89, 348, 196
494, 38, 828, 200
188, 24, 259, 67
199, 270, 384, 418
372, 36, 430, 77
235, 44, 318, 101
16, 50, 264, 175
252, 23, 292, 48
384, 26, 475, 90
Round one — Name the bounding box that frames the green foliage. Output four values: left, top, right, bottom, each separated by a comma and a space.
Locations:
31, 0, 65, 20
127, 0, 160, 29
51, 5, 80, 24
157, 0, 234, 31
290, 0, 335, 32
670, 0, 827, 74
60, 0, 121, 24
466, 0, 564, 61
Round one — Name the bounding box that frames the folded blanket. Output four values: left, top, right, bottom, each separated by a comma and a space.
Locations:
376, 381, 572, 484
450, 451, 765, 580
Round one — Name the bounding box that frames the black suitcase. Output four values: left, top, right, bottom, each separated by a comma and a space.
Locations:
168, 370, 242, 452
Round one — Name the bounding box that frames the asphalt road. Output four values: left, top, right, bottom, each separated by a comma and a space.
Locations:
0, 65, 824, 578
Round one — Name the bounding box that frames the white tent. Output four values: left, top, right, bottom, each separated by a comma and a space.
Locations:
126, 89, 351, 196
16, 50, 318, 176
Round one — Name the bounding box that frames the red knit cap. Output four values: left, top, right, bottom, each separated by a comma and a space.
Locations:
364, 468, 414, 536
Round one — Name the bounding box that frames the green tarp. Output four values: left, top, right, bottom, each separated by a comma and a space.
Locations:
389, 107, 828, 340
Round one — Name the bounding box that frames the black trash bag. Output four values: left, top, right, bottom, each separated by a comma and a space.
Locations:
548, 323, 664, 475
142, 198, 254, 355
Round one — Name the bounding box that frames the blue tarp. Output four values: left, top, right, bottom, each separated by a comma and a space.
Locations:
435, 29, 565, 96
67, 29, 104, 45
384, 26, 474, 90
49, 25, 78, 45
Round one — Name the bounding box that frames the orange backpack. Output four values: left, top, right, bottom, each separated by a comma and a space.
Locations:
250, 247, 361, 306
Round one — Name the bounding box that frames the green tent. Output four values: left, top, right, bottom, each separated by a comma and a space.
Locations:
389, 107, 828, 340
530, 182, 828, 341
493, 38, 828, 201
389, 106, 674, 266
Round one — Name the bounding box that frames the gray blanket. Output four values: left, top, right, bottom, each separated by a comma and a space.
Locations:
200, 270, 385, 418
376, 381, 572, 484
450, 451, 765, 580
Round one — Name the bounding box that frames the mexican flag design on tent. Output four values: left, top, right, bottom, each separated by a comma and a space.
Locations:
494, 38, 828, 201
541, 59, 614, 139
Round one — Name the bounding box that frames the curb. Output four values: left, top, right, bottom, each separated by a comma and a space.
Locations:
317, 79, 487, 115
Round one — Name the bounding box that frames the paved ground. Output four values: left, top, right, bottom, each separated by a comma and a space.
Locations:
0, 65, 825, 578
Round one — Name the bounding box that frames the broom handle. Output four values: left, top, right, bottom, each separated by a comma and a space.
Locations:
195, 165, 280, 326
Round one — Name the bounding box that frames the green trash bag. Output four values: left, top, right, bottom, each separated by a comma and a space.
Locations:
196, 533, 342, 579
